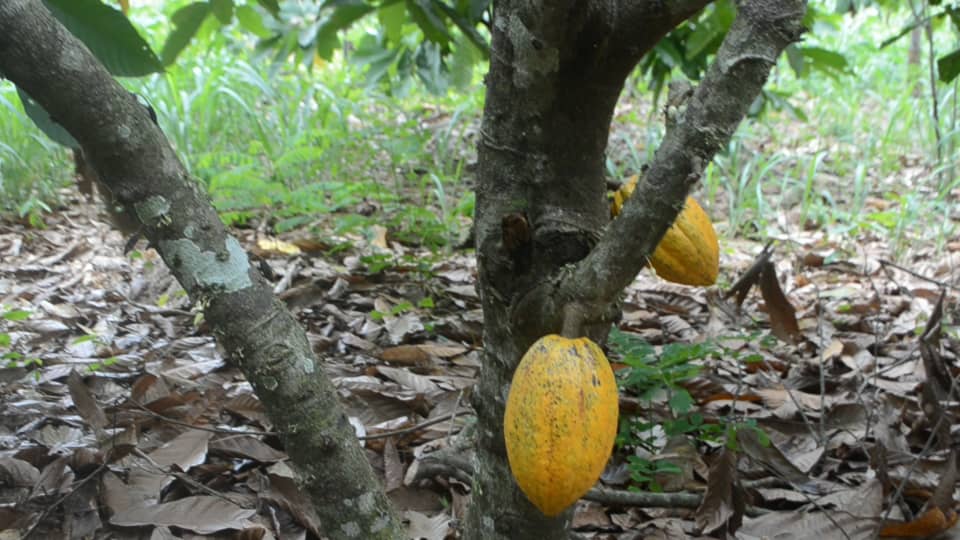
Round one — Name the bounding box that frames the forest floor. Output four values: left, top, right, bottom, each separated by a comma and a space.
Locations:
1, 171, 959, 539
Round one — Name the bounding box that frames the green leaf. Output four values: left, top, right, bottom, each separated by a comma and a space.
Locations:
17, 87, 78, 148
466, 0, 489, 21
432, 0, 488, 56
42, 0, 163, 76
406, 0, 452, 50
668, 389, 695, 414
2, 310, 31, 321
684, 2, 732, 62
449, 33, 480, 88
161, 2, 212, 66
415, 42, 447, 94
379, 1, 406, 45
256, 0, 280, 16
210, 0, 234, 24
939, 47, 960, 83
798, 46, 849, 78
801, 46, 848, 70
236, 5, 271, 38
785, 44, 805, 77
312, 1, 377, 60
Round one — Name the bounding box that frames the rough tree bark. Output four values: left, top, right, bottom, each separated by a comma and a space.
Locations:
466, 1, 806, 539
0, 1, 405, 538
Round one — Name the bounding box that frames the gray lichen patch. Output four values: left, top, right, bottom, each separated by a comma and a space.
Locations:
134, 195, 171, 226
297, 355, 316, 374
161, 236, 252, 294
356, 491, 377, 513
339, 521, 361, 537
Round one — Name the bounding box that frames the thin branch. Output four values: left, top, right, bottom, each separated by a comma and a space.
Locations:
358, 410, 474, 441
129, 399, 276, 437
131, 448, 248, 507
23, 460, 110, 540
879, 258, 960, 292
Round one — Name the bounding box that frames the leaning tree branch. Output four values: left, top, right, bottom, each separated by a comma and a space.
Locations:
565, 0, 806, 318
604, 0, 715, 75
0, 1, 403, 538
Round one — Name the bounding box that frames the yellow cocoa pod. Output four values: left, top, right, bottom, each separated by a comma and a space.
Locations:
611, 175, 719, 286
503, 335, 619, 516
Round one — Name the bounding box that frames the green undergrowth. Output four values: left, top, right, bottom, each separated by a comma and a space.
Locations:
0, 5, 955, 260
609, 328, 770, 492
703, 9, 959, 257
128, 34, 481, 249
0, 88, 72, 226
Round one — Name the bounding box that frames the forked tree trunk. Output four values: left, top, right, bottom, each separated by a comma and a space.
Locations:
466, 1, 805, 539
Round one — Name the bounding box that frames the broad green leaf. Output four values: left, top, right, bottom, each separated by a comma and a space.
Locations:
210, 0, 235, 24
406, 0, 452, 50
236, 5, 271, 38
2, 310, 31, 321
17, 87, 78, 148
449, 34, 480, 88
685, 3, 731, 61
684, 24, 720, 62
161, 2, 211, 66
379, 1, 406, 45
257, 0, 280, 16
785, 43, 805, 77
312, 1, 377, 60
432, 0, 488, 56
939, 47, 960, 83
799, 46, 849, 76
42, 0, 163, 76
352, 36, 402, 87
415, 42, 447, 94
467, 0, 489, 21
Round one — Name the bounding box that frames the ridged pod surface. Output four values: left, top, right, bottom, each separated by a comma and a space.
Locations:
503, 335, 619, 516
611, 175, 719, 286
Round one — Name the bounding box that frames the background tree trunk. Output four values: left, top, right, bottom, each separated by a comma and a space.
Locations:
0, 2, 404, 538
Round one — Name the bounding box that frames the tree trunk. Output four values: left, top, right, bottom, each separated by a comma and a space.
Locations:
466, 1, 806, 538
0, 2, 404, 538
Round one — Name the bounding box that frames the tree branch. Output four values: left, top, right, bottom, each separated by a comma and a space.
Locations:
605, 0, 716, 75
569, 0, 806, 316
0, 1, 403, 538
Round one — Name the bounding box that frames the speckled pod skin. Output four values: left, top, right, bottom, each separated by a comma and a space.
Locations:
503, 335, 619, 516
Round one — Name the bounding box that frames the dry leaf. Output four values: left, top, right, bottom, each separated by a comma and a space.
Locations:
110, 495, 256, 534
759, 261, 801, 343
695, 448, 739, 534
880, 507, 959, 538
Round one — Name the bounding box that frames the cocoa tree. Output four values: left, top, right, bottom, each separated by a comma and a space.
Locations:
0, 0, 804, 538
467, 2, 805, 538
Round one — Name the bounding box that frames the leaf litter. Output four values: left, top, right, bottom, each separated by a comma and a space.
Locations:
0, 179, 958, 539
